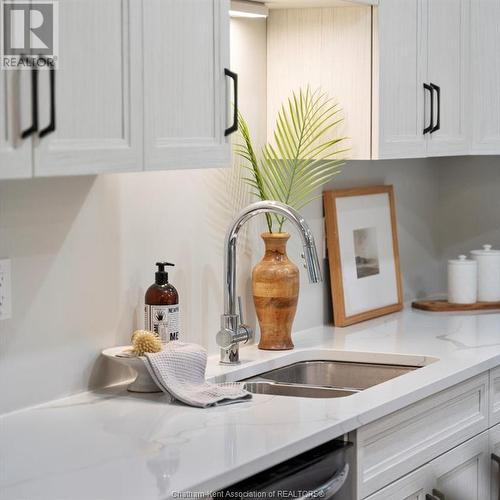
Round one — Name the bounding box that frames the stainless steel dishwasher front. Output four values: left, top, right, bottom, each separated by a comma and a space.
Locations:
214, 438, 354, 500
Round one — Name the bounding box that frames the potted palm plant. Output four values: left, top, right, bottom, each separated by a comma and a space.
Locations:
236, 86, 347, 350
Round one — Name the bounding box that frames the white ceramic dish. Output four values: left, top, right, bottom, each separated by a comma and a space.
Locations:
102, 346, 161, 393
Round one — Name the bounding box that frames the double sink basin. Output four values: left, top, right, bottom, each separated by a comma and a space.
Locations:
242, 359, 422, 399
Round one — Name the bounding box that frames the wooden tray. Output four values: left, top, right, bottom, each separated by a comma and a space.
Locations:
412, 299, 500, 312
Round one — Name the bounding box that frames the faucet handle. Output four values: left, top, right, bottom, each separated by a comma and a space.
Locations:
216, 323, 253, 349
216, 328, 237, 349
237, 296, 244, 324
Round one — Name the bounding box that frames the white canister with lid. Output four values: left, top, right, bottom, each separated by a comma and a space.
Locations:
470, 244, 500, 302
448, 255, 477, 304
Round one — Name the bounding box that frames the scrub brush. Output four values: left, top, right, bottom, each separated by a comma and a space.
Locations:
132, 330, 162, 356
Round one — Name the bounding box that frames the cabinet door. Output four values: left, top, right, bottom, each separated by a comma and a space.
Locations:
0, 69, 32, 179
470, 0, 500, 154
365, 432, 490, 500
364, 464, 431, 500
430, 432, 489, 500
375, 0, 427, 159
490, 423, 500, 500
425, 0, 470, 156
143, 0, 231, 170
489, 366, 500, 427
34, 0, 143, 177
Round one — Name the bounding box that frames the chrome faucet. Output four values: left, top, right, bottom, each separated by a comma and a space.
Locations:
216, 200, 323, 365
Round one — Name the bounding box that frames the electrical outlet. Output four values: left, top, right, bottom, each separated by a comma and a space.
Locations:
0, 259, 12, 320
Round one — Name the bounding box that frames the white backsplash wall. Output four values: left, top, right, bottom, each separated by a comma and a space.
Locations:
1, 154, 495, 415
326, 159, 444, 303
438, 156, 500, 262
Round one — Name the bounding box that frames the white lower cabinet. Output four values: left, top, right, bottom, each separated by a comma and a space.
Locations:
362, 464, 430, 499
489, 423, 500, 500
432, 432, 489, 500
489, 366, 500, 427
357, 373, 489, 497
364, 432, 490, 500
359, 367, 500, 499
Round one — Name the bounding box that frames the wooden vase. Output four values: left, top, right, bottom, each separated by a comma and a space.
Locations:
252, 232, 299, 350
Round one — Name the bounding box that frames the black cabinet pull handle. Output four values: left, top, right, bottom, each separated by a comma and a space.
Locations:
224, 68, 238, 137
39, 58, 56, 138
492, 453, 500, 500
430, 83, 440, 133
21, 56, 39, 139
423, 83, 434, 135
426, 494, 438, 500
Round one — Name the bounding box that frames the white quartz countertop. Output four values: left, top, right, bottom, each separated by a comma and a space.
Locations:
2, 308, 500, 500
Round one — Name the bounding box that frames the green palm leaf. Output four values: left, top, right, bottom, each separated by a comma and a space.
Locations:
236, 86, 347, 232
236, 113, 274, 232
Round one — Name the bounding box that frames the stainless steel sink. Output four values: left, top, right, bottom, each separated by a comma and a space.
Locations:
243, 360, 419, 399
244, 381, 357, 398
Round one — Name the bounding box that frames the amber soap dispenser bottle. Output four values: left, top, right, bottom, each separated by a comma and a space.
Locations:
145, 262, 180, 344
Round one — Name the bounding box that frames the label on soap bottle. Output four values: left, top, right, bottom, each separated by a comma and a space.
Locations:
144, 304, 180, 344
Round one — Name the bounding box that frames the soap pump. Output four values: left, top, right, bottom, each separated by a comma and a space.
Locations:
144, 262, 180, 344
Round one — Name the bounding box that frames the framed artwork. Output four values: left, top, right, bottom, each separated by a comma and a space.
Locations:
323, 185, 403, 326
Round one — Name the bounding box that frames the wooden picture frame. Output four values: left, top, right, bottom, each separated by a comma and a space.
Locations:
323, 185, 403, 326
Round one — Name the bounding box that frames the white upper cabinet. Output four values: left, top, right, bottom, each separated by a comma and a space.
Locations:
1, 0, 498, 180
143, 0, 231, 170
425, 0, 470, 156
374, 0, 470, 159
1, 0, 232, 180
34, 0, 143, 177
0, 68, 33, 179
375, 0, 427, 159
470, 0, 500, 154
266, 0, 483, 160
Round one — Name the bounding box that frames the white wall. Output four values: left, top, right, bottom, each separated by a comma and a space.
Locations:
0, 156, 496, 415
327, 159, 444, 302
438, 156, 500, 260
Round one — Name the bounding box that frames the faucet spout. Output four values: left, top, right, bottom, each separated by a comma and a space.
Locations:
218, 200, 322, 364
